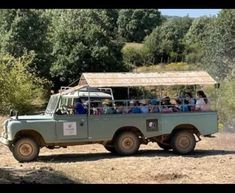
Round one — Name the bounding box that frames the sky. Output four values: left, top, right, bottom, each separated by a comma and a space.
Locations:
159, 9, 221, 18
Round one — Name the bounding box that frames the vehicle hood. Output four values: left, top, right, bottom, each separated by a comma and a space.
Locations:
11, 114, 52, 120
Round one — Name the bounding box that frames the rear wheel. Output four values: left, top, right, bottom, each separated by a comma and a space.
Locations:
114, 132, 140, 155
12, 138, 39, 162
171, 131, 196, 154
157, 142, 172, 150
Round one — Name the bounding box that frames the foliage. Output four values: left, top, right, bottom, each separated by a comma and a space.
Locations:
201, 9, 235, 81
122, 43, 148, 69
135, 62, 193, 72
144, 16, 193, 64
49, 9, 126, 90
0, 53, 48, 114
215, 79, 235, 130
0, 9, 52, 79
117, 9, 162, 42
184, 16, 215, 64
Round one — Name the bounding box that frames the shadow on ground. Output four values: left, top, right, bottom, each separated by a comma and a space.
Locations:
0, 167, 77, 184
37, 149, 235, 163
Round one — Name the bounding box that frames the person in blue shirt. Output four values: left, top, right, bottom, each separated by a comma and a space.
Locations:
74, 98, 87, 114
130, 101, 142, 113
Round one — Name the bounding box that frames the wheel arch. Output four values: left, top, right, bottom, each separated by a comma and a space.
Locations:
171, 124, 201, 137
14, 129, 46, 147
112, 126, 145, 143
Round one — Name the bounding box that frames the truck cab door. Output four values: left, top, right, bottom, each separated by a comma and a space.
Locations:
54, 114, 88, 141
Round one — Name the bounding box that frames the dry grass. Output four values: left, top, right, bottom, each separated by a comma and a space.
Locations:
123, 42, 144, 50
135, 62, 193, 72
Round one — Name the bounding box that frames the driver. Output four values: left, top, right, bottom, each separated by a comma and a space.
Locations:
74, 98, 87, 114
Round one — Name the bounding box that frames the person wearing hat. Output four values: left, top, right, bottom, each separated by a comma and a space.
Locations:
102, 99, 116, 114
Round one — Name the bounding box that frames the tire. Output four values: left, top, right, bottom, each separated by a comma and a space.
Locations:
104, 145, 117, 153
9, 145, 14, 152
157, 142, 172, 150
171, 131, 196, 155
12, 138, 40, 162
114, 132, 140, 155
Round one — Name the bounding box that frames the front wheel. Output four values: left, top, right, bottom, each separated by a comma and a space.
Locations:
171, 131, 196, 154
114, 132, 140, 155
12, 138, 40, 162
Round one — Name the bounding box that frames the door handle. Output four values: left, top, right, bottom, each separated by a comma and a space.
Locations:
80, 119, 85, 126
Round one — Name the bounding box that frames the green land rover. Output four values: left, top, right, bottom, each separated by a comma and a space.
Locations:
0, 71, 219, 162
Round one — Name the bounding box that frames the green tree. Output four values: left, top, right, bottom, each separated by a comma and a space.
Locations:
0, 53, 47, 114
184, 16, 215, 64
49, 9, 126, 90
117, 9, 162, 42
201, 9, 235, 80
144, 16, 193, 64
0, 9, 52, 78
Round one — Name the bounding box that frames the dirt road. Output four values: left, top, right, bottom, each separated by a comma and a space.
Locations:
0, 130, 234, 183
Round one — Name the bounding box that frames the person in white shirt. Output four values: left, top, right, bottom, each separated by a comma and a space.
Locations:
195, 90, 210, 111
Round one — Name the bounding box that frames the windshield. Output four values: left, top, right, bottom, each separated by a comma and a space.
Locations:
45, 94, 60, 114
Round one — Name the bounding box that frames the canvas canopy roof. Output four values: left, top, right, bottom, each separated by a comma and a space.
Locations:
78, 71, 217, 88
62, 89, 112, 99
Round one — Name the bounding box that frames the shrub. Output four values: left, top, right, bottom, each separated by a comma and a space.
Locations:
0, 52, 48, 115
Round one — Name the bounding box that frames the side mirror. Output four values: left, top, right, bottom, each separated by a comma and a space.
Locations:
215, 83, 220, 89
10, 109, 14, 117
15, 111, 19, 120
9, 109, 19, 119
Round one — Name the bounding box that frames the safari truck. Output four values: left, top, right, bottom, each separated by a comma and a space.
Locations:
0, 71, 219, 162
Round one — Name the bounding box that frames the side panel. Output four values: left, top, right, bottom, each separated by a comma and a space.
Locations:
88, 114, 162, 141
160, 112, 218, 135
8, 120, 56, 143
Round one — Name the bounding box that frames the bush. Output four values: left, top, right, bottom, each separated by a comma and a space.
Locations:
122, 43, 145, 68
0, 53, 48, 115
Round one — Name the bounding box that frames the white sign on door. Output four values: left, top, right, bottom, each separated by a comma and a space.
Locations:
63, 122, 77, 136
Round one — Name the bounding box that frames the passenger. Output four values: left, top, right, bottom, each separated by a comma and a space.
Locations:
139, 99, 149, 113
102, 99, 116, 114
130, 101, 142, 113
74, 98, 87, 114
161, 96, 173, 112
149, 99, 161, 113
128, 100, 135, 113
96, 102, 103, 115
90, 102, 99, 115
172, 99, 181, 112
184, 92, 196, 111
116, 102, 125, 114
195, 90, 210, 111
180, 99, 190, 112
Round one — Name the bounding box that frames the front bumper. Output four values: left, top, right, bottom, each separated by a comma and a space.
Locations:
0, 136, 10, 146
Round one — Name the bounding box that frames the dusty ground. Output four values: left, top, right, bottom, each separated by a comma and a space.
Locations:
0, 116, 235, 184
